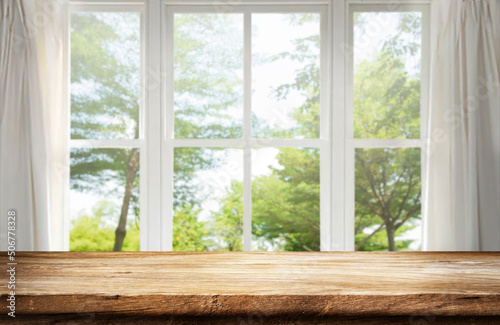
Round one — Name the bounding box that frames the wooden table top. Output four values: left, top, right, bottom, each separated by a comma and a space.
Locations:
2, 252, 500, 318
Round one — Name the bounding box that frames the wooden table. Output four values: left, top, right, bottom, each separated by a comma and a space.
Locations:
1, 252, 499, 324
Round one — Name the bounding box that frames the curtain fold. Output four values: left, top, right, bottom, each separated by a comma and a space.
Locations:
0, 0, 67, 251
424, 0, 500, 251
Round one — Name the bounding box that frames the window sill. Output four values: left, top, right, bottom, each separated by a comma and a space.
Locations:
4, 252, 500, 323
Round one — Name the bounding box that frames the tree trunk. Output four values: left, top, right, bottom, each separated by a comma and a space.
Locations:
113, 148, 140, 252
386, 224, 397, 251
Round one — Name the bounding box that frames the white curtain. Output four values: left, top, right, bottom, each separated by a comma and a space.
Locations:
0, 0, 68, 251
424, 0, 500, 251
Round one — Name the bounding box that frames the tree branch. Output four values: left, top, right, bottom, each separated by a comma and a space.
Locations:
355, 223, 386, 250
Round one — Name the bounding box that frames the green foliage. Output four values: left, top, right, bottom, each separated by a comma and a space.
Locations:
172, 205, 210, 252
208, 181, 243, 251
355, 148, 421, 251
252, 148, 320, 251
71, 13, 140, 140
353, 52, 420, 139
173, 148, 219, 208
172, 148, 244, 252
270, 31, 320, 138
70, 201, 139, 251
70, 149, 139, 194
172, 181, 243, 252
174, 14, 243, 139
353, 12, 422, 139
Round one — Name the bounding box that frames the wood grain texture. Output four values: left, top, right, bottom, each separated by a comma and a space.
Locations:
2, 315, 500, 324
1, 252, 499, 319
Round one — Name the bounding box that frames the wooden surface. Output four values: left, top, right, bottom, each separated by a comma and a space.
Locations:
1, 252, 500, 322
7, 315, 500, 324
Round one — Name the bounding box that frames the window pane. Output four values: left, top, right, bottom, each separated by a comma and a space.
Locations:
252, 14, 320, 139
353, 12, 421, 139
174, 14, 244, 139
355, 148, 421, 251
173, 148, 243, 251
71, 12, 141, 140
252, 148, 320, 251
70, 148, 140, 251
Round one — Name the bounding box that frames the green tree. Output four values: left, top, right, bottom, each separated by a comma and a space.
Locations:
252, 148, 320, 251
354, 148, 421, 251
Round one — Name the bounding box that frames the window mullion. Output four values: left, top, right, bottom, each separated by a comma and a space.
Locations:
69, 139, 144, 148
162, 3, 175, 251
243, 12, 252, 251
353, 139, 425, 149
332, 0, 348, 251
420, 6, 431, 251
319, 5, 332, 251
145, 0, 163, 251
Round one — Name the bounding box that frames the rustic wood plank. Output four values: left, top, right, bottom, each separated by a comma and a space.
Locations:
1, 252, 499, 319
3, 315, 500, 324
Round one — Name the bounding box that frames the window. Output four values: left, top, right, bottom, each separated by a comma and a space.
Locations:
67, 0, 429, 252
69, 6, 145, 251
347, 5, 429, 251
164, 6, 326, 252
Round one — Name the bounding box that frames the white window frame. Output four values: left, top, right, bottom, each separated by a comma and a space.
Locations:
67, 1, 150, 250
161, 2, 330, 251
64, 0, 430, 252
343, 1, 431, 250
